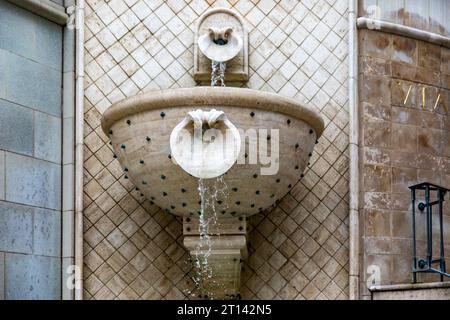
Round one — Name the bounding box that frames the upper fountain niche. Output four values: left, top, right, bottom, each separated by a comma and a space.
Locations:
194, 8, 249, 83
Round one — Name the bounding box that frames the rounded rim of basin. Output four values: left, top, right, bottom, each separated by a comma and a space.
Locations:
101, 87, 325, 137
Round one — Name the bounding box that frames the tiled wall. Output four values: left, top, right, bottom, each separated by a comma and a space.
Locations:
358, 29, 450, 298
0, 0, 63, 299
83, 0, 350, 300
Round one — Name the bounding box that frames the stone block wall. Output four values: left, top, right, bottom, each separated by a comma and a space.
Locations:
83, 0, 350, 300
0, 1, 63, 299
358, 29, 450, 298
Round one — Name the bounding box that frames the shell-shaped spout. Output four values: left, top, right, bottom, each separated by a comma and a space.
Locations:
187, 109, 226, 128
170, 109, 241, 179
208, 27, 233, 42
198, 26, 243, 62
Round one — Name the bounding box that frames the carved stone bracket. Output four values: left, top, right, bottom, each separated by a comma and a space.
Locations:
183, 217, 248, 299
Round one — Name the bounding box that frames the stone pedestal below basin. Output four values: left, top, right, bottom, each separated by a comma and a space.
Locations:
183, 217, 247, 299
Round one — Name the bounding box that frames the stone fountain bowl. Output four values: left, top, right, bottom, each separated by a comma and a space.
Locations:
101, 87, 324, 218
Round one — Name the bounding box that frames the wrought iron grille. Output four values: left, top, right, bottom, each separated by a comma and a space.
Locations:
410, 182, 450, 283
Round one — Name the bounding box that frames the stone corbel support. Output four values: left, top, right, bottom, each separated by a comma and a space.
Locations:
183, 217, 247, 299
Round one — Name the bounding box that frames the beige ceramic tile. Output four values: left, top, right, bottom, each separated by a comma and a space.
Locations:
83, 0, 350, 300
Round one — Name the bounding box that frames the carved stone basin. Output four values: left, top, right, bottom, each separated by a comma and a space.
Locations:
101, 87, 324, 219
101, 87, 324, 299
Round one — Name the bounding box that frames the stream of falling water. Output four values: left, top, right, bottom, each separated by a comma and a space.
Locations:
190, 61, 228, 298
211, 61, 226, 87
192, 176, 229, 298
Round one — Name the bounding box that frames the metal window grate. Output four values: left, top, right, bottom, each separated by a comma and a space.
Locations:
410, 182, 450, 283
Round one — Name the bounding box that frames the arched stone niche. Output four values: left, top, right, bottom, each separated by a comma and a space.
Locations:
194, 8, 248, 83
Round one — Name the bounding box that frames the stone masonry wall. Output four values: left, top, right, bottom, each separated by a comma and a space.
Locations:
0, 1, 63, 299
358, 29, 450, 298
83, 0, 350, 300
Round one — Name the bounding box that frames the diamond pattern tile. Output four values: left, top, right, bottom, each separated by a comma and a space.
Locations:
83, 0, 349, 300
